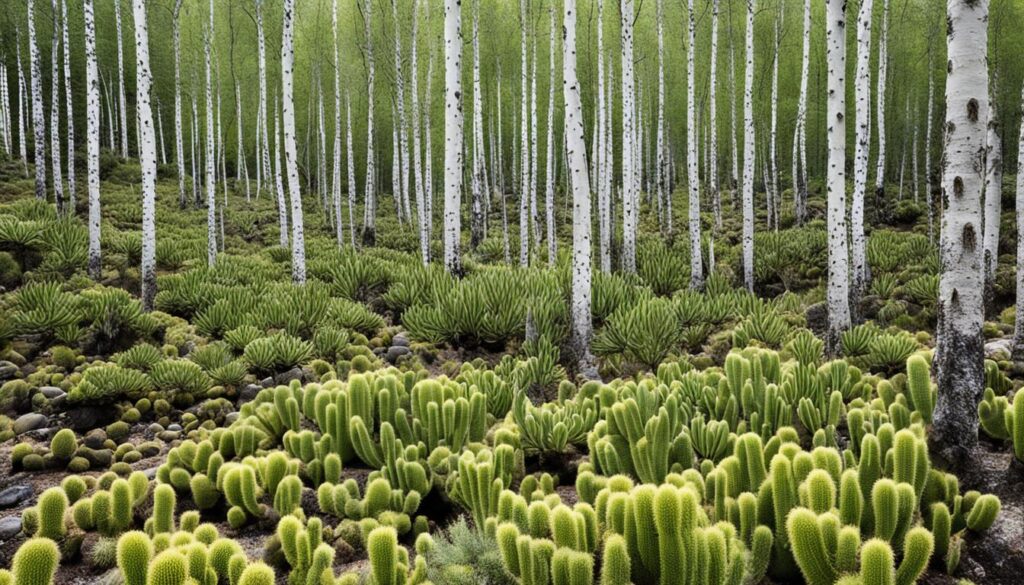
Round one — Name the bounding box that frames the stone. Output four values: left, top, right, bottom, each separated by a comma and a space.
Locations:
79, 448, 113, 468
83, 429, 107, 449
0, 361, 18, 380
239, 384, 261, 402
391, 333, 410, 348
804, 302, 828, 336
157, 430, 181, 443
0, 516, 22, 539
12, 413, 48, 435
985, 338, 1014, 360
65, 405, 115, 431
275, 367, 304, 384
166, 424, 183, 432
385, 346, 411, 364
0, 485, 33, 509
260, 377, 275, 388
38, 386, 65, 399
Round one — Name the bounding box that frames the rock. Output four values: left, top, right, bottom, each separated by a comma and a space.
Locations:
12, 413, 48, 435
0, 361, 18, 380
804, 302, 828, 336
275, 367, 304, 385
224, 412, 240, 425
985, 338, 1014, 360
0, 485, 33, 509
157, 430, 181, 443
20, 428, 57, 442
38, 386, 65, 399
0, 516, 22, 539
20, 364, 36, 377
83, 429, 107, 449
391, 333, 410, 347
166, 424, 183, 432
65, 405, 116, 431
78, 448, 113, 468
962, 498, 1024, 583
385, 346, 411, 364
239, 384, 261, 402
260, 376, 275, 388
141, 467, 160, 480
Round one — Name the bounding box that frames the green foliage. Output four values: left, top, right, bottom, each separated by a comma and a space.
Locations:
243, 333, 313, 375
70, 364, 152, 404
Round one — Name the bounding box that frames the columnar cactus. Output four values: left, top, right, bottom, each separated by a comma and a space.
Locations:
10, 538, 59, 585
859, 539, 896, 585
152, 484, 176, 535
905, 355, 934, 423
895, 527, 934, 585
34, 487, 68, 541
116, 531, 153, 585
145, 550, 188, 585
786, 508, 838, 585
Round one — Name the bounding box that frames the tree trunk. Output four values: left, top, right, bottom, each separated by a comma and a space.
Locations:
1013, 85, 1024, 361
205, 1, 217, 266
442, 0, 463, 275
529, 37, 540, 253
825, 0, 851, 352
740, 0, 755, 291
346, 93, 357, 247
49, 0, 65, 214
621, 0, 637, 274
393, 0, 411, 225
257, 0, 272, 200
597, 0, 610, 272
282, 0, 306, 283
84, 0, 101, 280
332, 0, 343, 245
851, 0, 874, 318
412, 0, 428, 262
132, 0, 156, 311
563, 0, 594, 373
544, 6, 557, 265
687, 0, 703, 288
362, 0, 377, 246
470, 0, 485, 251
519, 0, 530, 266
709, 0, 720, 232
793, 0, 810, 224
172, 0, 186, 207
932, 0, 989, 464
983, 94, 1002, 314
61, 0, 75, 204
115, 0, 128, 158
274, 92, 289, 248
27, 0, 47, 201
769, 0, 782, 231
874, 0, 890, 218
926, 62, 936, 243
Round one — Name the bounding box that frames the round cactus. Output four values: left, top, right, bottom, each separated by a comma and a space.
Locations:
145, 550, 188, 585
50, 429, 77, 461
11, 538, 59, 585
237, 563, 275, 585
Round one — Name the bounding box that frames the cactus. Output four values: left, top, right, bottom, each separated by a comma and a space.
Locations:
223, 464, 263, 523
152, 484, 176, 534
190, 473, 220, 510
859, 539, 895, 585
550, 548, 593, 585
237, 563, 275, 585
786, 508, 837, 585
276, 515, 332, 585
49, 429, 77, 461
1012, 390, 1024, 462
34, 487, 68, 541
116, 531, 153, 585
145, 550, 188, 585
965, 494, 1000, 531
366, 526, 400, 585
10, 538, 59, 585
905, 355, 933, 423
599, 534, 631, 585
450, 446, 516, 528
871, 479, 898, 541
895, 527, 934, 585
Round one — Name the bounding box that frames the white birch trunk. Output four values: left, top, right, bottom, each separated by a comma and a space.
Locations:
27, 0, 47, 200
157, 100, 167, 166
282, 0, 306, 283
544, 6, 557, 265
687, 0, 703, 288
257, 0, 272, 199
519, 0, 530, 265
393, 0, 411, 224
597, 0, 610, 272
332, 0, 344, 245
115, 0, 128, 158
563, 0, 594, 370
728, 10, 739, 196
1013, 85, 1024, 359
442, 0, 463, 275
346, 93, 357, 247
49, 0, 65, 214
621, 0, 637, 274
825, 0, 851, 351
61, 0, 75, 203
362, 0, 377, 246
851, 0, 874, 315
235, 87, 248, 201
983, 96, 1002, 304
173, 0, 186, 207
709, 0, 720, 231
793, 0, 811, 224
656, 0, 666, 235
769, 0, 782, 231
740, 0, 755, 291
17, 28, 29, 175
874, 0, 890, 208
132, 0, 156, 310
470, 0, 485, 250
529, 39, 540, 252
424, 39, 436, 245
412, 0, 428, 262
933, 0, 989, 458
926, 65, 936, 242
205, 1, 217, 266
84, 0, 101, 279
275, 92, 288, 247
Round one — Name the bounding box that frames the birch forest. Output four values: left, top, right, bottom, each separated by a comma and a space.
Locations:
1, 1, 1024, 584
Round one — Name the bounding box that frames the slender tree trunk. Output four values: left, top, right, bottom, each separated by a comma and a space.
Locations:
27, 0, 47, 201
728, 7, 739, 197
498, 71, 510, 264
874, 0, 890, 217
157, 100, 167, 166
519, 0, 530, 265
596, 0, 610, 272
115, 0, 128, 158
331, 0, 344, 245
926, 62, 936, 243
362, 0, 377, 246
191, 95, 199, 206
621, 0, 637, 274
412, 0, 428, 262
84, 0, 101, 279
17, 27, 29, 176
171, 0, 186, 207
564, 0, 594, 373
470, 0, 485, 250
424, 39, 436, 246
710, 0, 720, 232
740, 0, 755, 291
1013, 85, 1024, 361
793, 0, 810, 224
769, 0, 782, 231
530, 37, 540, 253
544, 6, 557, 265
656, 0, 666, 235
257, 0, 272, 200
393, 0, 411, 225
235, 87, 248, 201
442, 0, 463, 275
851, 0, 874, 318
282, 0, 306, 283
49, 0, 65, 214
345, 93, 358, 247
273, 92, 288, 248
61, 0, 75, 204
132, 0, 156, 310
932, 0, 989, 463
1, 54, 11, 156
824, 0, 851, 352
983, 94, 1002, 313
205, 1, 217, 266
687, 0, 703, 287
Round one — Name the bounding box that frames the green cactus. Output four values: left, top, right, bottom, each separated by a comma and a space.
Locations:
871, 479, 898, 541
223, 464, 263, 522
116, 531, 153, 585
978, 388, 1010, 440
145, 550, 188, 585
450, 446, 516, 528
151, 484, 176, 535
599, 534, 631, 585
1012, 390, 1024, 462
905, 355, 934, 423
895, 527, 934, 585
786, 508, 837, 585
10, 538, 59, 585
859, 539, 895, 585
49, 429, 77, 461
965, 494, 1000, 531
367, 526, 400, 585
550, 548, 593, 585
237, 563, 276, 585
34, 487, 67, 541
189, 473, 219, 510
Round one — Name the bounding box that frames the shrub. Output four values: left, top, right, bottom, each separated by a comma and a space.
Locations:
70, 364, 152, 404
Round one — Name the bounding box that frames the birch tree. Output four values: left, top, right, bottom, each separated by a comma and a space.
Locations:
596, 0, 610, 272
275, 92, 289, 247
332, 0, 343, 245
563, 0, 594, 372
544, 6, 557, 265
27, 0, 47, 201
362, 0, 377, 246
346, 93, 357, 247
393, 0, 411, 224
824, 0, 851, 352
851, 0, 874, 316
115, 0, 128, 157
932, 0, 989, 461
621, 0, 637, 274
926, 62, 936, 242
686, 0, 703, 288
470, 0, 485, 250
16, 26, 29, 175
412, 0, 428, 263
132, 0, 156, 311
768, 0, 782, 230
282, 0, 306, 283
709, 0, 721, 230
442, 0, 463, 275
740, 0, 755, 291
983, 93, 1001, 310
792, 0, 810, 224
519, 0, 530, 265
172, 0, 186, 207
1013, 85, 1024, 361
256, 0, 272, 200
874, 0, 890, 215
204, 0, 217, 266
84, 0, 101, 279
49, 0, 65, 214
61, 0, 75, 202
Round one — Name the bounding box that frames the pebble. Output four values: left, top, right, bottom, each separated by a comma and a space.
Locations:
0, 361, 18, 380
38, 386, 65, 399
12, 413, 48, 435
0, 485, 33, 509
386, 345, 411, 364
0, 516, 22, 539
83, 429, 107, 449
